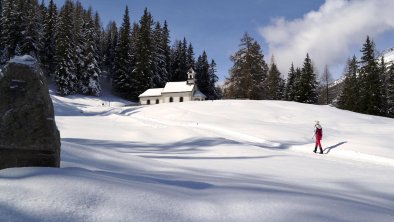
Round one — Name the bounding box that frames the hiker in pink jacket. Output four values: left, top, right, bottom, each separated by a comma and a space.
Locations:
314, 121, 323, 154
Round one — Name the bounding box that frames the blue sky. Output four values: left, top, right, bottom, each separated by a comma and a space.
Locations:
50, 0, 394, 82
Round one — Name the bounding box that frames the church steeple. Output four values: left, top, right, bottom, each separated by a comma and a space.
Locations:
187, 68, 196, 85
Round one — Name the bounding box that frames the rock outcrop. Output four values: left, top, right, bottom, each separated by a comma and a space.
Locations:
0, 55, 60, 169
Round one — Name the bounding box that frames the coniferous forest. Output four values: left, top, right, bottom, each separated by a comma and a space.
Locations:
1, 0, 393, 118
0, 0, 220, 100
223, 33, 394, 118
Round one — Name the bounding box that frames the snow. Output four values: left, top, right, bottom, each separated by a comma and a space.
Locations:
9, 55, 37, 67
193, 89, 206, 98
139, 88, 164, 98
162, 81, 194, 93
381, 47, 394, 67
0, 92, 394, 221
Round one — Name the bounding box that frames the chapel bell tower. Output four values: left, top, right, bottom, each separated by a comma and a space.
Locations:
187, 68, 196, 85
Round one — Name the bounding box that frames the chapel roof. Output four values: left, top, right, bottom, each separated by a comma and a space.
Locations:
162, 81, 194, 93
138, 88, 163, 97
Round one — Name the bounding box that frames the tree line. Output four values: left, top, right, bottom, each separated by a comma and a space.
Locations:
223, 33, 394, 118
223, 33, 318, 104
0, 0, 219, 100
338, 36, 394, 118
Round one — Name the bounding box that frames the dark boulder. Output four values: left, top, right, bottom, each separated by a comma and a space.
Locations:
0, 55, 61, 169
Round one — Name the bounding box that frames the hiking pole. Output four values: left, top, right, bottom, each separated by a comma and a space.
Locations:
312, 129, 316, 140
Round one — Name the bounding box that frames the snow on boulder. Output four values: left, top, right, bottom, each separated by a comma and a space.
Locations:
9, 55, 37, 67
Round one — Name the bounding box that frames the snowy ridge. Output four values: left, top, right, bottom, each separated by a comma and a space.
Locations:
330, 46, 394, 89
0, 93, 393, 221
379, 47, 394, 67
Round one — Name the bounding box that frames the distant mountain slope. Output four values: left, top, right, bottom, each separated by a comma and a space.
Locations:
328, 46, 394, 104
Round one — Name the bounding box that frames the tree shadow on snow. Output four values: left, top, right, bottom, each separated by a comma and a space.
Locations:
139, 155, 280, 160
62, 137, 243, 155
324, 141, 347, 154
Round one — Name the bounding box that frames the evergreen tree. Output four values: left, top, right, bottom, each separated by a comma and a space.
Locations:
72, 1, 85, 83
1, 0, 21, 60
296, 53, 318, 103
93, 11, 104, 69
170, 40, 181, 81
224, 32, 268, 99
55, 0, 77, 95
186, 42, 195, 70
387, 64, 394, 117
264, 56, 284, 100
103, 21, 118, 77
195, 51, 210, 97
0, 0, 2, 36
132, 8, 154, 98
318, 65, 333, 105
285, 63, 296, 101
112, 6, 133, 98
79, 9, 101, 96
162, 21, 171, 81
20, 0, 42, 58
151, 22, 168, 88
170, 38, 188, 81
359, 36, 381, 115
208, 59, 219, 99
292, 67, 303, 102
338, 56, 359, 111
41, 0, 57, 76
378, 56, 388, 115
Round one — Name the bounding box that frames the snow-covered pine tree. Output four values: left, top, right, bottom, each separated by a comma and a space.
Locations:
1, 0, 21, 60
54, 0, 77, 95
132, 8, 154, 98
41, 0, 57, 77
72, 1, 85, 84
358, 36, 381, 115
0, 0, 2, 48
378, 56, 388, 115
264, 56, 284, 100
13, 0, 29, 56
151, 22, 168, 88
37, 0, 48, 60
296, 53, 318, 104
20, 0, 42, 59
224, 32, 268, 99
102, 21, 118, 77
112, 6, 133, 98
195, 51, 210, 97
338, 56, 359, 112
78, 8, 101, 96
93, 12, 103, 65
387, 64, 394, 117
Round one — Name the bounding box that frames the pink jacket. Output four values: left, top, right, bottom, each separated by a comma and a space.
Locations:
315, 126, 323, 140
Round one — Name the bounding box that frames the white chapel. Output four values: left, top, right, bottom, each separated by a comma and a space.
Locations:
138, 68, 206, 105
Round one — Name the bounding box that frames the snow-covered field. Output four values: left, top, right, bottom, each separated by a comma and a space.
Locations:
1, 91, 394, 222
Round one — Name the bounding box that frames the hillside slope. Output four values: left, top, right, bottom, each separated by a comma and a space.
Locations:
0, 94, 393, 222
